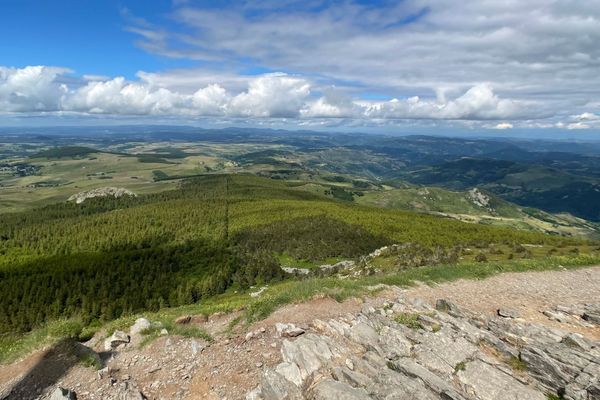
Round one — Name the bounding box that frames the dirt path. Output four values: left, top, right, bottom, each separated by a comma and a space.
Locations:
406, 265, 600, 338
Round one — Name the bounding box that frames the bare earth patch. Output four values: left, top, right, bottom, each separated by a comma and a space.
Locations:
406, 265, 600, 339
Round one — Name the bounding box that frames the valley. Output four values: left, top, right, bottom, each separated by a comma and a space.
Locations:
1, 128, 600, 400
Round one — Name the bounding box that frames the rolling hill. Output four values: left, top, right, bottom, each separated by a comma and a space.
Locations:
356, 185, 600, 237
0, 174, 588, 334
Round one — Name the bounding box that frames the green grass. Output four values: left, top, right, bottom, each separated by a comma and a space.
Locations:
357, 186, 600, 238
507, 356, 527, 372
394, 313, 423, 330
138, 320, 213, 348
79, 352, 102, 370
454, 361, 467, 372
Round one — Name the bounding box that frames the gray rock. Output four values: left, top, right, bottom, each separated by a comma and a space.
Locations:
332, 366, 374, 388
246, 386, 263, 400
260, 369, 302, 400
50, 387, 77, 400
310, 380, 371, 400
413, 335, 478, 378
191, 339, 204, 355
252, 296, 600, 400
275, 362, 303, 387
417, 314, 441, 332
130, 318, 151, 335
68, 187, 136, 204
457, 360, 545, 400
276, 323, 305, 337
104, 330, 130, 351
543, 310, 574, 323
520, 346, 575, 392
349, 322, 381, 353
115, 387, 146, 400
497, 308, 520, 318
555, 304, 585, 317
582, 311, 600, 325
435, 299, 466, 318
281, 334, 336, 380
281, 267, 310, 275
378, 326, 412, 359
562, 333, 593, 352
387, 358, 466, 399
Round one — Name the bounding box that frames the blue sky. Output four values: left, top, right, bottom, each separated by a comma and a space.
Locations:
0, 0, 189, 78
1, 0, 599, 135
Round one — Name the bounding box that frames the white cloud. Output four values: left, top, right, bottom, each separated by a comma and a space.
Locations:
574, 112, 599, 121
360, 84, 531, 120
567, 122, 591, 130
2, 66, 537, 123
0, 66, 70, 112
191, 84, 229, 116
493, 122, 514, 130
63, 77, 186, 115
229, 73, 310, 117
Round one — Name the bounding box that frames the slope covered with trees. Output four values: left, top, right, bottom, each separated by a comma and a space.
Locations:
0, 175, 586, 333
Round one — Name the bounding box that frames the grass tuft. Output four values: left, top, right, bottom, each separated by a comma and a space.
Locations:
507, 356, 527, 372
394, 313, 423, 330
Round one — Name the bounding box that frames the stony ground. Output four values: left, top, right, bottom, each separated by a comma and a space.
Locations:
0, 266, 599, 400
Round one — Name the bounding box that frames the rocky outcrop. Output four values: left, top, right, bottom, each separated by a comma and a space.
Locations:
68, 187, 136, 204
466, 188, 491, 208
248, 297, 599, 400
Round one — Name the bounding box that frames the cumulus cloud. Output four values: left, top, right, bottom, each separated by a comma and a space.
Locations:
0, 66, 537, 123
493, 123, 514, 130
574, 112, 600, 121
0, 66, 70, 112
567, 122, 591, 130
63, 77, 186, 115
229, 74, 310, 117
360, 84, 532, 120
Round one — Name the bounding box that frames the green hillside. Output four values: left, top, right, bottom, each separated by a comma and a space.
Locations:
407, 157, 600, 221
0, 175, 593, 334
356, 186, 600, 237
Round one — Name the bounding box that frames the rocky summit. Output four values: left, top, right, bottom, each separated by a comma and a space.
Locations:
249, 297, 600, 400
67, 187, 137, 204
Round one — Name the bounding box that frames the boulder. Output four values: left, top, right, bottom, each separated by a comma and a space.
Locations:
104, 330, 130, 351
130, 318, 151, 335
275, 362, 303, 387
260, 369, 302, 400
276, 323, 305, 338
50, 387, 77, 400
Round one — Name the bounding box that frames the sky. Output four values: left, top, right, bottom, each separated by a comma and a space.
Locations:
1, 0, 600, 136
